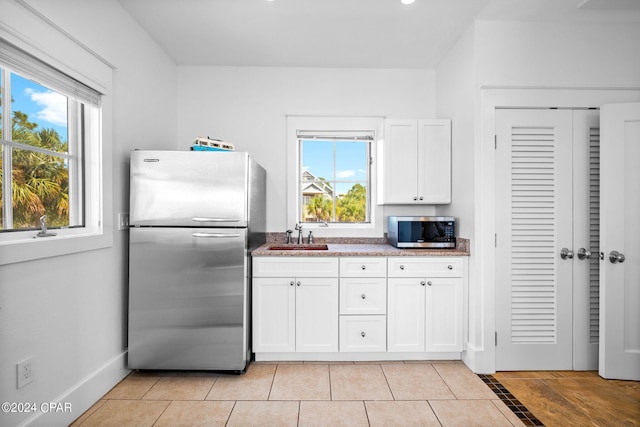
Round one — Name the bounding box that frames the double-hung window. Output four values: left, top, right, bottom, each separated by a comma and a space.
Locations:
0, 38, 101, 236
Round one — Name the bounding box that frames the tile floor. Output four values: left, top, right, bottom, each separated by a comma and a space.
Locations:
71, 361, 526, 426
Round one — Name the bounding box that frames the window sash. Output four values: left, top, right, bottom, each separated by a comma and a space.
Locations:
298, 136, 371, 224
0, 43, 89, 232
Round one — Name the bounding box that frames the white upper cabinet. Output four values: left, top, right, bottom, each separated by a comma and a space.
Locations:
380, 119, 451, 204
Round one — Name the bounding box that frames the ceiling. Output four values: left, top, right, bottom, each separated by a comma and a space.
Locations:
117, 0, 640, 69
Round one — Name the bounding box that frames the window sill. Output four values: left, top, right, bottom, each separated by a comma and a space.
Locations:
0, 229, 113, 265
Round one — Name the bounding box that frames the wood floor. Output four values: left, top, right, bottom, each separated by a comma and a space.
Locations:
492, 371, 640, 427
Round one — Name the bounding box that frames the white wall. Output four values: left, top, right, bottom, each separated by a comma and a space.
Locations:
476, 21, 640, 88
177, 66, 436, 234
434, 23, 479, 367
0, 1, 177, 425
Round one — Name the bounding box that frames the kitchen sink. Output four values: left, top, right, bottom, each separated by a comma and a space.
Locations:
267, 244, 329, 251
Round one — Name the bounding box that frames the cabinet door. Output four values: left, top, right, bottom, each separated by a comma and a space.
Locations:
382, 120, 419, 203
295, 278, 339, 352
387, 278, 425, 352
253, 278, 295, 352
425, 278, 463, 352
417, 119, 451, 204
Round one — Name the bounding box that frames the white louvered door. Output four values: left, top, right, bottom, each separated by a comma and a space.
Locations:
495, 109, 600, 370
496, 109, 573, 370
572, 110, 600, 370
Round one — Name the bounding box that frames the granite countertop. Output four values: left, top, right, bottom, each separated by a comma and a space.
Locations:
252, 237, 470, 257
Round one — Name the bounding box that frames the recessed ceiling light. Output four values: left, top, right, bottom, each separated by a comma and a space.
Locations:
401, 0, 416, 5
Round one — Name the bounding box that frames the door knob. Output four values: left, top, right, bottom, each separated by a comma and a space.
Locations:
609, 251, 625, 264
577, 248, 592, 260
560, 248, 574, 260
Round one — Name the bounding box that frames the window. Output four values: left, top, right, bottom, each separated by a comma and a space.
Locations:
287, 116, 383, 237
0, 37, 102, 243
299, 132, 371, 224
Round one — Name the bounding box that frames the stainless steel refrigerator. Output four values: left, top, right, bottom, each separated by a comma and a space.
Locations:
128, 150, 266, 372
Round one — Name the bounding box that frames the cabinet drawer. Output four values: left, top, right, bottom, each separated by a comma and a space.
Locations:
339, 257, 387, 277
253, 257, 339, 277
340, 278, 386, 315
388, 257, 462, 277
339, 315, 386, 352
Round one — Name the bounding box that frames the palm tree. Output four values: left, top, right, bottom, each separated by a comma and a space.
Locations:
2, 110, 69, 229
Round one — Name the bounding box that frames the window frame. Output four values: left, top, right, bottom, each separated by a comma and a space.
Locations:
286, 116, 383, 238
0, 17, 113, 265
0, 68, 87, 232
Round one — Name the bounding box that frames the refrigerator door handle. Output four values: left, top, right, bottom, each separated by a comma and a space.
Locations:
192, 217, 241, 222
192, 233, 242, 238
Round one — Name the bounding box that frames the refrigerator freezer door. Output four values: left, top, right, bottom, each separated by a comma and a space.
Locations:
130, 150, 249, 227
128, 227, 249, 371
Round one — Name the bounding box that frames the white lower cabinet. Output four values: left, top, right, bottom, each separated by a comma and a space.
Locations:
252, 258, 339, 353
253, 255, 465, 359
387, 257, 463, 352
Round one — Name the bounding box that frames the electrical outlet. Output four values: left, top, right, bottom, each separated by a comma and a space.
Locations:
17, 357, 33, 389
118, 212, 130, 231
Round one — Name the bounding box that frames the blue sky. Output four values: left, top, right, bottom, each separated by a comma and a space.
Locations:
301, 139, 368, 195
8, 72, 68, 142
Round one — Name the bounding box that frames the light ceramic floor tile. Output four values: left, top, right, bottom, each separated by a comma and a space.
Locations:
153, 401, 234, 427
330, 364, 393, 401
429, 399, 514, 427
299, 401, 369, 427
433, 363, 496, 399
142, 376, 215, 400
491, 399, 527, 427
103, 376, 160, 400
382, 363, 455, 400
269, 364, 330, 400
226, 401, 299, 427
70, 400, 107, 426
206, 363, 276, 400
365, 400, 442, 427
79, 400, 169, 427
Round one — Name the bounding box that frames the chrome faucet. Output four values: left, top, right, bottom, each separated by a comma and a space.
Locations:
308, 230, 314, 244
295, 222, 303, 244
36, 215, 57, 238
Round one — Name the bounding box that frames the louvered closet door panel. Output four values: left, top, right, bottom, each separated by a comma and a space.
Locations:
496, 109, 573, 370
572, 110, 600, 370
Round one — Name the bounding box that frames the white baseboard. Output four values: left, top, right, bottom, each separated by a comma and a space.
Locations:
18, 350, 130, 427
463, 342, 495, 374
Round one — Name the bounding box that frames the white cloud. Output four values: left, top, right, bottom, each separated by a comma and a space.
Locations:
336, 169, 356, 179
25, 88, 67, 127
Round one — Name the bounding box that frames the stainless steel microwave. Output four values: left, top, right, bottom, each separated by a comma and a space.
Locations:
388, 216, 456, 249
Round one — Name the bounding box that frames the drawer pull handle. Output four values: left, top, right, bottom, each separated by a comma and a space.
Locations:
420, 281, 426, 286
296, 281, 301, 286
290, 281, 295, 286
361, 265, 366, 270
361, 331, 366, 338
361, 294, 366, 299
448, 265, 453, 270
427, 281, 432, 286
399, 265, 405, 270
